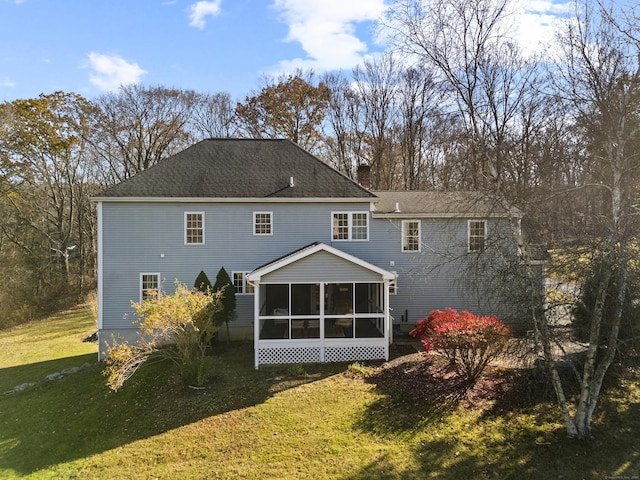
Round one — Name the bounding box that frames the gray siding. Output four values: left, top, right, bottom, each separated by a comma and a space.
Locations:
261, 250, 383, 283
365, 216, 526, 325
101, 200, 528, 338
101, 201, 372, 330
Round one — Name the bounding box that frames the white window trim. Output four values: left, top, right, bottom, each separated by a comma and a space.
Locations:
140, 272, 160, 303
253, 211, 273, 236
401, 220, 421, 253
468, 219, 487, 252
184, 212, 205, 245
331, 211, 369, 241
233, 271, 255, 295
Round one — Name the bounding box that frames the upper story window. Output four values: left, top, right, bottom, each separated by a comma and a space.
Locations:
254, 212, 273, 235
332, 212, 368, 241
185, 212, 204, 245
468, 220, 486, 251
233, 271, 255, 294
140, 273, 159, 302
402, 220, 421, 252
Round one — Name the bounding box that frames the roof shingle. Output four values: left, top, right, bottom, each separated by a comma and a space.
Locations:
372, 190, 522, 218
95, 138, 375, 199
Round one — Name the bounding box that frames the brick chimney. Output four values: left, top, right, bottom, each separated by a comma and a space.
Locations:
357, 164, 371, 189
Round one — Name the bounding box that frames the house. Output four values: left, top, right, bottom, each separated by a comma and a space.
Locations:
93, 138, 541, 368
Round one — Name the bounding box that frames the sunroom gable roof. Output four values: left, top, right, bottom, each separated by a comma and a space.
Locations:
247, 242, 396, 283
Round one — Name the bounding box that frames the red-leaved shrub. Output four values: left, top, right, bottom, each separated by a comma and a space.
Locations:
410, 308, 510, 385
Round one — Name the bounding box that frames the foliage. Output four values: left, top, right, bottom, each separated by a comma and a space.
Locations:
103, 281, 222, 390
193, 270, 212, 292
235, 70, 331, 151
212, 267, 236, 325
410, 308, 510, 385
213, 267, 236, 344
0, 92, 97, 326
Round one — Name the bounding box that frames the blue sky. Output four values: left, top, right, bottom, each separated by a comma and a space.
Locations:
1, 0, 571, 103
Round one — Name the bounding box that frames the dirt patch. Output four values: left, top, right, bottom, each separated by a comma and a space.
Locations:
369, 352, 517, 410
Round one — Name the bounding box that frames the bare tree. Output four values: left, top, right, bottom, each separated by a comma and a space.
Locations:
396, 65, 440, 189
539, 0, 640, 439
385, 0, 640, 439
190, 91, 238, 139
89, 85, 198, 185
351, 53, 401, 189
321, 72, 365, 179
383, 0, 535, 190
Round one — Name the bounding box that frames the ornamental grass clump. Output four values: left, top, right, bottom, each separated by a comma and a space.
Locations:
410, 308, 510, 386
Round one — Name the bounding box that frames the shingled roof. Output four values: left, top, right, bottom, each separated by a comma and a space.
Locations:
95, 138, 375, 200
372, 190, 523, 218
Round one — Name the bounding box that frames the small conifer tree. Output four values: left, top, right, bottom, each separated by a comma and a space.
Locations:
194, 270, 212, 292
213, 267, 236, 344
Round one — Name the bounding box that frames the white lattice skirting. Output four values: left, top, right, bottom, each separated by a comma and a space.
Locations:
258, 347, 322, 365
325, 345, 386, 362
257, 345, 387, 366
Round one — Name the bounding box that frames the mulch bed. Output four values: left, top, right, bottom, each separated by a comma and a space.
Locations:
364, 348, 555, 412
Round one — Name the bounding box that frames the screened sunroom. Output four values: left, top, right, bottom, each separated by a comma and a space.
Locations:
247, 243, 396, 368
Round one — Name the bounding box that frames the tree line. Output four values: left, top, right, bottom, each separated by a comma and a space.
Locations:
0, 0, 638, 439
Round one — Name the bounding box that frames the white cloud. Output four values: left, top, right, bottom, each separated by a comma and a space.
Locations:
188, 0, 222, 29
515, 0, 573, 56
87, 52, 147, 92
0, 76, 16, 88
271, 0, 386, 73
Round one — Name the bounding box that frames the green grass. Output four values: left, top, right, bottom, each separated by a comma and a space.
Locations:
0, 309, 639, 479
0, 306, 97, 393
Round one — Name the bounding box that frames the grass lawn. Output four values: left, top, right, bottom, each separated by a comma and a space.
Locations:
0, 306, 97, 393
0, 308, 639, 479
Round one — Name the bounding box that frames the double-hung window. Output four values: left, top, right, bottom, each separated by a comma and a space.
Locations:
233, 272, 254, 294
468, 220, 486, 251
332, 212, 368, 241
402, 220, 421, 252
185, 212, 204, 245
254, 212, 272, 235
140, 273, 160, 302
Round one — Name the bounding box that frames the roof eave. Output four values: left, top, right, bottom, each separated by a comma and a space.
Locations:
372, 212, 520, 219
91, 196, 379, 204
